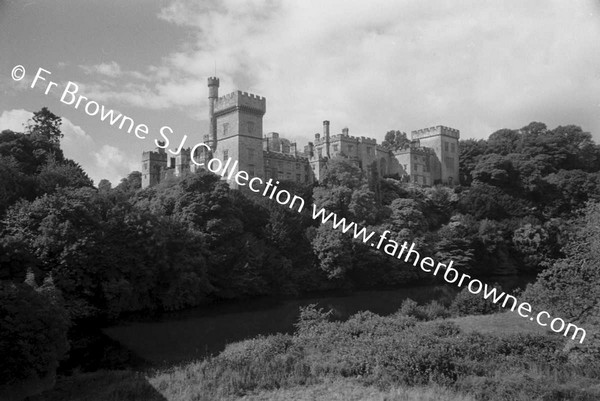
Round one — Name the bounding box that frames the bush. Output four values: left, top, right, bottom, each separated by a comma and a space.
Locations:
450, 287, 501, 316
399, 299, 451, 321
0, 280, 69, 386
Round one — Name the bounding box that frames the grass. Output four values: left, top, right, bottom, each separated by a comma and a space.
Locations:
235, 379, 476, 401
27, 371, 166, 401
447, 311, 552, 336
30, 309, 600, 401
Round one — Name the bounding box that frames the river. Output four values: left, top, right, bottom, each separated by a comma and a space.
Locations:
103, 276, 530, 368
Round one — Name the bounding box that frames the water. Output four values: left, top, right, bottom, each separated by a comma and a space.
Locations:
103, 277, 531, 367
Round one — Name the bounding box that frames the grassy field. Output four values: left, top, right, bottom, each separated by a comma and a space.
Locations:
447, 311, 552, 336
30, 311, 599, 401
234, 379, 476, 401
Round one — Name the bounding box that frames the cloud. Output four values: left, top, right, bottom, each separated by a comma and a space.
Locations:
0, 109, 31, 132
74, 0, 600, 142
80, 61, 122, 78
93, 145, 139, 185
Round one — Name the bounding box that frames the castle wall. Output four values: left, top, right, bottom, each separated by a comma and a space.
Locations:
411, 126, 459, 185
214, 91, 266, 185
142, 149, 167, 188
141, 77, 460, 190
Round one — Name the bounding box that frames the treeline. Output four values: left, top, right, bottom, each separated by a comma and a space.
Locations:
1, 110, 600, 391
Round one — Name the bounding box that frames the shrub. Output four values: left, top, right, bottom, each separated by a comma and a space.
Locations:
399, 298, 451, 321
0, 280, 69, 386
294, 303, 333, 335
450, 287, 500, 316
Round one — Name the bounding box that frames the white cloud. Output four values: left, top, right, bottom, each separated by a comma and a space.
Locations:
0, 109, 31, 132
80, 61, 123, 78
74, 0, 600, 142
93, 145, 139, 185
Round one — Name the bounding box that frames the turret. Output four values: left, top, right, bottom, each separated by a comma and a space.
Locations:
323, 120, 330, 158
208, 77, 219, 152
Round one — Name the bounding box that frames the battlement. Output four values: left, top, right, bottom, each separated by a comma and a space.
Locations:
358, 136, 377, 145
263, 150, 309, 162
214, 90, 266, 115
142, 149, 167, 162
314, 133, 378, 146
392, 145, 432, 156
411, 125, 460, 140
208, 76, 220, 86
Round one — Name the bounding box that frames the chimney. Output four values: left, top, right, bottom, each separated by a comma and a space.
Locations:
315, 133, 320, 140
291, 142, 297, 156
308, 141, 314, 157
342, 127, 349, 136
323, 120, 330, 158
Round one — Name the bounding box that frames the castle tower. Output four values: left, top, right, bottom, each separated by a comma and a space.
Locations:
208, 77, 219, 152
141, 142, 168, 188
213, 90, 266, 184
410, 126, 460, 185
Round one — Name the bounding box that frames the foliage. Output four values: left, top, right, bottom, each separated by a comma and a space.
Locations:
0, 280, 69, 386
450, 287, 501, 316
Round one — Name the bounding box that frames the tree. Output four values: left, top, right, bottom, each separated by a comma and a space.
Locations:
487, 128, 521, 155
524, 202, 600, 325
25, 107, 63, 145
115, 171, 142, 194
523, 202, 600, 356
98, 179, 112, 193
0, 280, 69, 388
459, 139, 488, 186
35, 157, 93, 196
382, 130, 410, 151
312, 223, 354, 280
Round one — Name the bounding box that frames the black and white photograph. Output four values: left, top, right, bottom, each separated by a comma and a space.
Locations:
0, 1, 599, 400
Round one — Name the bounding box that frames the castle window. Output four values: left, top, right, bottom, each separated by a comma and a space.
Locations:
223, 123, 229, 136
223, 149, 229, 161
348, 145, 354, 153
367, 147, 372, 155
444, 142, 449, 152
170, 157, 175, 168
451, 143, 456, 153
333, 144, 339, 152
247, 121, 255, 134
317, 148, 322, 158
143, 162, 148, 170
248, 148, 255, 162
445, 157, 455, 172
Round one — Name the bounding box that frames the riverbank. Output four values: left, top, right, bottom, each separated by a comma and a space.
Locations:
100, 277, 533, 369
31, 307, 600, 401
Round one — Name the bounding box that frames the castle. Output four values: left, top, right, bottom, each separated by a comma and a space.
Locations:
142, 77, 460, 188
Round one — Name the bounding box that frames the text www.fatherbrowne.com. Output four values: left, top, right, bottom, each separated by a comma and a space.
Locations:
310, 205, 587, 343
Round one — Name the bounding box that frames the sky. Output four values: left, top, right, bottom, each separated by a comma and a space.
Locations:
1, 0, 600, 185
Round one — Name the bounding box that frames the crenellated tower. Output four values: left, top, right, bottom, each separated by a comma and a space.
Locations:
213, 90, 266, 181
